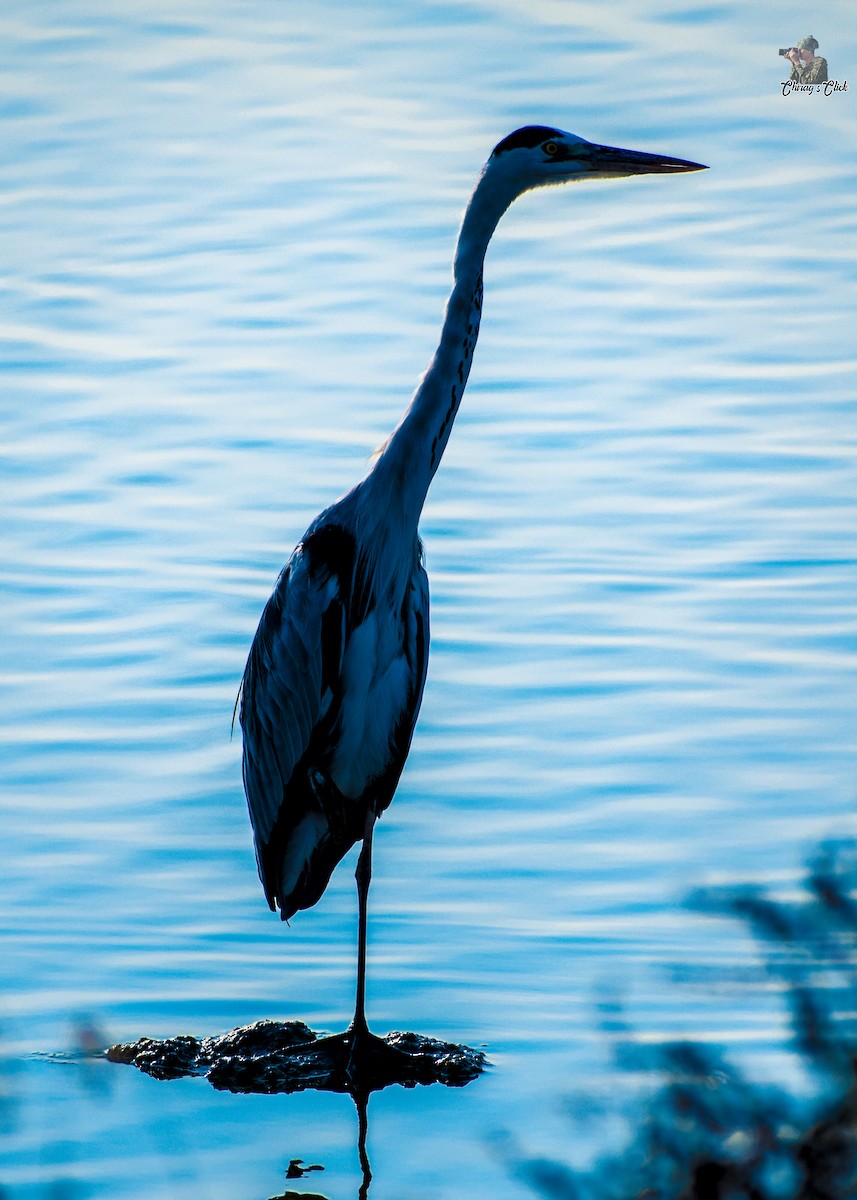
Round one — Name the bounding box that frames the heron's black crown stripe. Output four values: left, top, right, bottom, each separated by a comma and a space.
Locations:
492, 125, 565, 156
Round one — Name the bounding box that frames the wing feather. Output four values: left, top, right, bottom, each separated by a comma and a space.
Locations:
238, 523, 430, 919
370, 548, 430, 814
239, 540, 341, 849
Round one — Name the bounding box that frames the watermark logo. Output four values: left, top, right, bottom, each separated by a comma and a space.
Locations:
778, 34, 847, 94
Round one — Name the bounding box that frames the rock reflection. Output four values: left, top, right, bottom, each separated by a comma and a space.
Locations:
270, 1193, 329, 1200
501, 840, 857, 1199
269, 1193, 329, 1200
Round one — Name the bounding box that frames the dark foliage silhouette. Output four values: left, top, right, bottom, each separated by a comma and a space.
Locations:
501, 841, 857, 1200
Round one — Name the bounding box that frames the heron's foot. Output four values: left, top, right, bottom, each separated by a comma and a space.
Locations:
304, 1022, 407, 1091
348, 1019, 412, 1088
108, 1018, 487, 1094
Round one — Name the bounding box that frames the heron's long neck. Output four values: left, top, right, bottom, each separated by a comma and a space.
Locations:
366, 171, 514, 533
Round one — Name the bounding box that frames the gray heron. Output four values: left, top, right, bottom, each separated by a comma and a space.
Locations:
238, 125, 706, 1063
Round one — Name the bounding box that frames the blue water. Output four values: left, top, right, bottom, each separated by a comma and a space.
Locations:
2, 2, 857, 1196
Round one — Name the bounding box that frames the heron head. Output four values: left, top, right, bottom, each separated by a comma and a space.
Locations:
489, 125, 707, 193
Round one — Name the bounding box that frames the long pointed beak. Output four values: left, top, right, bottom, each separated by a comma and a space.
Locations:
583, 142, 708, 177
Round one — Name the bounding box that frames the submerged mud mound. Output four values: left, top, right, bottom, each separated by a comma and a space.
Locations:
107, 1019, 487, 1095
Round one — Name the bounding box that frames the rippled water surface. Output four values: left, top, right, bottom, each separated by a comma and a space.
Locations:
2, 1, 857, 1196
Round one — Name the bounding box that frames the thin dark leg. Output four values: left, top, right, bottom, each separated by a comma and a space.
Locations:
350, 809, 376, 1037
355, 1091, 372, 1200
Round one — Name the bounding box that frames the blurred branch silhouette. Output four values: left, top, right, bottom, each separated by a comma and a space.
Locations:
500, 839, 857, 1200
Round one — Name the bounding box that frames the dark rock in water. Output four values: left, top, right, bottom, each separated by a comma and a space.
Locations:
106, 1019, 487, 1095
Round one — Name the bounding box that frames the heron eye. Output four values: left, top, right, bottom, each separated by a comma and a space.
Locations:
544, 141, 559, 156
